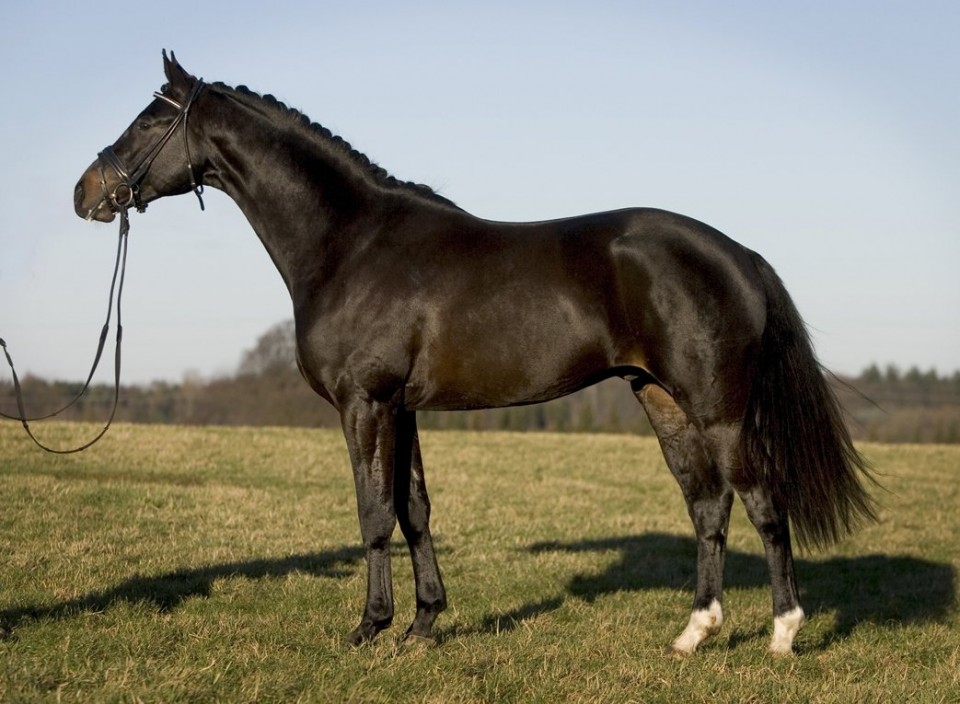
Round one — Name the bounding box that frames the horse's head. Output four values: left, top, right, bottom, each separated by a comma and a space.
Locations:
74, 51, 206, 223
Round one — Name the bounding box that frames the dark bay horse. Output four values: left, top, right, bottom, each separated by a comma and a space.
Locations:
74, 53, 875, 655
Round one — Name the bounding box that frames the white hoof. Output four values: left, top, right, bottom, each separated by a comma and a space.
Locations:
768, 606, 805, 655
670, 599, 723, 655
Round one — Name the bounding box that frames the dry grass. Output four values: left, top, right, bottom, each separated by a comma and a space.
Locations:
1, 423, 958, 702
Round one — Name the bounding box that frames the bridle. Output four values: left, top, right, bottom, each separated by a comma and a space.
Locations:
91, 78, 207, 218
1, 80, 207, 453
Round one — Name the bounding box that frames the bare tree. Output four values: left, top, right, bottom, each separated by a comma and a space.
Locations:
237, 320, 297, 376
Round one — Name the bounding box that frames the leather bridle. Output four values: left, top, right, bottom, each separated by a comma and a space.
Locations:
91, 78, 206, 218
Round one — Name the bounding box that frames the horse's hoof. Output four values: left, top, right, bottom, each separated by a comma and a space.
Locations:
402, 633, 436, 649
343, 626, 376, 648
664, 644, 692, 658
344, 618, 392, 647
343, 631, 365, 648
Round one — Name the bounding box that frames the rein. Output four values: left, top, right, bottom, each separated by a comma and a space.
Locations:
1, 80, 206, 453
1, 212, 129, 453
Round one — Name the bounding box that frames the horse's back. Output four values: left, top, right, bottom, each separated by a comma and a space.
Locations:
402, 207, 767, 413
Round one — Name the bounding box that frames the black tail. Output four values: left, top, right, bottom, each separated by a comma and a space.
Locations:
741, 253, 877, 550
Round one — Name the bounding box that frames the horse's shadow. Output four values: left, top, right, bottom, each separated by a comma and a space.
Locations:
0, 546, 366, 638
468, 532, 957, 650
4, 533, 955, 651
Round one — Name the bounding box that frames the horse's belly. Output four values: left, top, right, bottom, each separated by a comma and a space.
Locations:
404, 318, 614, 411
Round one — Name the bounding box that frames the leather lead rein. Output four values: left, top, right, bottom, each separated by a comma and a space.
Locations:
1, 212, 128, 454
1, 80, 206, 453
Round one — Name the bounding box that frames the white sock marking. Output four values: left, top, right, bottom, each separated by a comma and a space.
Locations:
769, 606, 805, 655
671, 599, 723, 654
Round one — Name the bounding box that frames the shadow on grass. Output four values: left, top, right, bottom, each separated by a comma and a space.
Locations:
0, 546, 366, 638
470, 532, 957, 649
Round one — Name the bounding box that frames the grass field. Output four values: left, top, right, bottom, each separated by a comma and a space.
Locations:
1, 423, 958, 703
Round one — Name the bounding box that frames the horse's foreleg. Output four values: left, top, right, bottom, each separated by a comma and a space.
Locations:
394, 410, 447, 642
636, 383, 733, 655
340, 398, 399, 646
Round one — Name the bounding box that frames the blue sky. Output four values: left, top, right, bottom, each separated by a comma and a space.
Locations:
1, 2, 957, 384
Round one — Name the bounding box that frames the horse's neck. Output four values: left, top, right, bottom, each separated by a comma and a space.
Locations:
196, 91, 375, 294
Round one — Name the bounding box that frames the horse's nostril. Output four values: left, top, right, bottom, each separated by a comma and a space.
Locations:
74, 181, 84, 207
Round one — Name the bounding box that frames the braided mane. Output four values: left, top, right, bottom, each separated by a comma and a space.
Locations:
210, 82, 458, 209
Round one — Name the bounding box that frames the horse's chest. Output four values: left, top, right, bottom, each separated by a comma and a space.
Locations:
295, 309, 415, 403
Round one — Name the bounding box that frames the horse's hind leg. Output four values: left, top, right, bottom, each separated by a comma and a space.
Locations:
700, 422, 805, 656
635, 382, 734, 655
394, 410, 447, 642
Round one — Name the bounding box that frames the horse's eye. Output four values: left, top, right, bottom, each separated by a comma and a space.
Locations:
137, 120, 151, 131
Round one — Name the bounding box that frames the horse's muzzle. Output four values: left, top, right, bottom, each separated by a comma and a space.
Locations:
74, 165, 116, 223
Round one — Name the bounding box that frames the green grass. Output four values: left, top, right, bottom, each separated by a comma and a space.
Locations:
1, 423, 958, 703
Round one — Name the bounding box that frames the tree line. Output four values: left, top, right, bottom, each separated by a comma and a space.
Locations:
3, 320, 958, 443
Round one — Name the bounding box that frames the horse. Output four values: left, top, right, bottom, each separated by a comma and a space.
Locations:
73, 52, 876, 655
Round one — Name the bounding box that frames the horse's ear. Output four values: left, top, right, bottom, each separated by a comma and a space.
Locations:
162, 49, 195, 94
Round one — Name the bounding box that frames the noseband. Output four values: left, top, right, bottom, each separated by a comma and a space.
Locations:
94, 78, 206, 216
